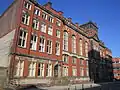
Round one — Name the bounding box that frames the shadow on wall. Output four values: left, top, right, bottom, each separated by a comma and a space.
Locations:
88, 49, 113, 83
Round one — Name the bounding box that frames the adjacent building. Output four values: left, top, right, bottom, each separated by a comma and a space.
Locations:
112, 58, 120, 80
0, 0, 113, 85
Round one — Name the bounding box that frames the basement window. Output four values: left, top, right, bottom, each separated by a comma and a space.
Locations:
38, 63, 44, 77
15, 60, 24, 77
28, 62, 36, 77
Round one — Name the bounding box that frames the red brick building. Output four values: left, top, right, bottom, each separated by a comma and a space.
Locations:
0, 0, 113, 85
112, 58, 120, 80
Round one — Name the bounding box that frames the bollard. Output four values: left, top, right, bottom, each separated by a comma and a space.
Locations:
82, 84, 84, 90
75, 85, 76, 90
99, 86, 102, 90
90, 84, 92, 88
68, 87, 70, 90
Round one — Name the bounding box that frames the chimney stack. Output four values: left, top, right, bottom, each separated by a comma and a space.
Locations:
44, 2, 52, 8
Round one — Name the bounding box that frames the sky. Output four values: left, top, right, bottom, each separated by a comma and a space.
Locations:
0, 0, 120, 57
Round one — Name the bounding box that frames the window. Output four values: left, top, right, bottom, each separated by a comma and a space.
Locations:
72, 68, 77, 76
42, 12, 47, 20
55, 42, 60, 55
72, 57, 77, 64
22, 11, 30, 25
32, 19, 39, 30
85, 42, 88, 57
56, 20, 61, 26
47, 40, 52, 54
38, 63, 44, 77
48, 25, 53, 35
63, 66, 68, 76
30, 34, 38, 50
72, 35, 76, 53
63, 31, 68, 51
80, 67, 84, 76
48, 16, 54, 23
80, 59, 84, 65
46, 63, 52, 77
24, 1, 31, 10
40, 22, 46, 33
18, 28, 28, 48
34, 8, 40, 16
79, 39, 83, 55
86, 61, 88, 66
28, 62, 36, 77
15, 60, 24, 77
86, 68, 89, 76
39, 36, 45, 52
63, 55, 68, 63
56, 30, 60, 38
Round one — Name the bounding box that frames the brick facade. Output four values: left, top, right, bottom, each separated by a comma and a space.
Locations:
0, 0, 113, 85
112, 58, 120, 80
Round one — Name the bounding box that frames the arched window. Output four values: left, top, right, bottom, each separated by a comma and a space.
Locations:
85, 42, 88, 57
72, 35, 76, 53
79, 39, 83, 55
63, 31, 68, 51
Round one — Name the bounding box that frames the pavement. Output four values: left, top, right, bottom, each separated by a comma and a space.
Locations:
4, 81, 120, 90
37, 82, 112, 90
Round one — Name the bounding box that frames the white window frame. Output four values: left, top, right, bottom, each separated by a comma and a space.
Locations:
18, 28, 28, 48
24, 1, 31, 10
32, 19, 39, 30
55, 42, 60, 55
72, 35, 76, 53
63, 66, 68, 76
41, 22, 46, 33
22, 11, 30, 25
72, 57, 77, 64
47, 40, 52, 54
34, 8, 40, 16
46, 63, 52, 77
48, 25, 53, 36
72, 67, 77, 76
39, 36, 45, 52
85, 42, 88, 57
42, 11, 47, 20
56, 29, 60, 38
80, 67, 84, 76
15, 60, 24, 77
79, 39, 83, 55
63, 54, 68, 63
86, 68, 89, 76
28, 62, 36, 77
48, 15, 54, 23
56, 19, 61, 26
30, 34, 38, 50
38, 63, 44, 77
63, 31, 68, 51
